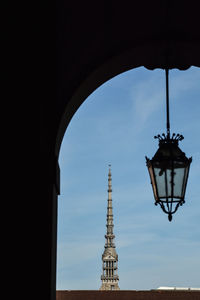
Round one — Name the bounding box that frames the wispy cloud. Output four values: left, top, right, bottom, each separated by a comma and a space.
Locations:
170, 67, 200, 98
130, 74, 164, 132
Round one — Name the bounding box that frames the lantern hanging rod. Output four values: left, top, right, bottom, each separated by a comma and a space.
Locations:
165, 68, 170, 138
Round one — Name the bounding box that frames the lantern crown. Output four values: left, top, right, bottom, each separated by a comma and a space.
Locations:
154, 133, 184, 146
152, 133, 190, 164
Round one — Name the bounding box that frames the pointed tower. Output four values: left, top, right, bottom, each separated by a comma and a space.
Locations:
100, 165, 120, 290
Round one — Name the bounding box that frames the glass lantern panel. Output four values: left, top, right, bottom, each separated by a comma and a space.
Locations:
182, 164, 190, 197
148, 164, 158, 200
185, 164, 189, 180
154, 167, 166, 198
166, 168, 172, 197
173, 167, 185, 198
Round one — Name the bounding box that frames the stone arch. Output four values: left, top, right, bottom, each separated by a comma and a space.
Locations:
42, 2, 200, 299
55, 41, 200, 158
54, 51, 199, 295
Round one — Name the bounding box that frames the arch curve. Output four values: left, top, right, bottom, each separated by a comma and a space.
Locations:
42, 2, 200, 298
55, 40, 200, 156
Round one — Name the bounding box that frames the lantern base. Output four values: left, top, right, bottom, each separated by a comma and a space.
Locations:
168, 214, 172, 222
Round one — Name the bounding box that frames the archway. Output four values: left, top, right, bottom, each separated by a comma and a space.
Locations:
55, 43, 199, 158
46, 3, 200, 298
56, 66, 200, 290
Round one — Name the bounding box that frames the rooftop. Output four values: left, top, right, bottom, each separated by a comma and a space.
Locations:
56, 290, 200, 300
157, 286, 200, 291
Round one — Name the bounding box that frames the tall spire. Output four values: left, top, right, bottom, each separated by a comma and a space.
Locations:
100, 165, 120, 290
105, 165, 115, 248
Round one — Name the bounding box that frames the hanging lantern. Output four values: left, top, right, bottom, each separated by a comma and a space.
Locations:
145, 70, 192, 221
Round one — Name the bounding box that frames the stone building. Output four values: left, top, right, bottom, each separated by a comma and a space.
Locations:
100, 166, 120, 290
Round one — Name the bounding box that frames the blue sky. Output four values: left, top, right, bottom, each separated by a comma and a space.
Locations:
56, 66, 200, 290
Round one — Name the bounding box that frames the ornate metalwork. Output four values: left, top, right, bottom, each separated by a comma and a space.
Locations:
154, 133, 184, 145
